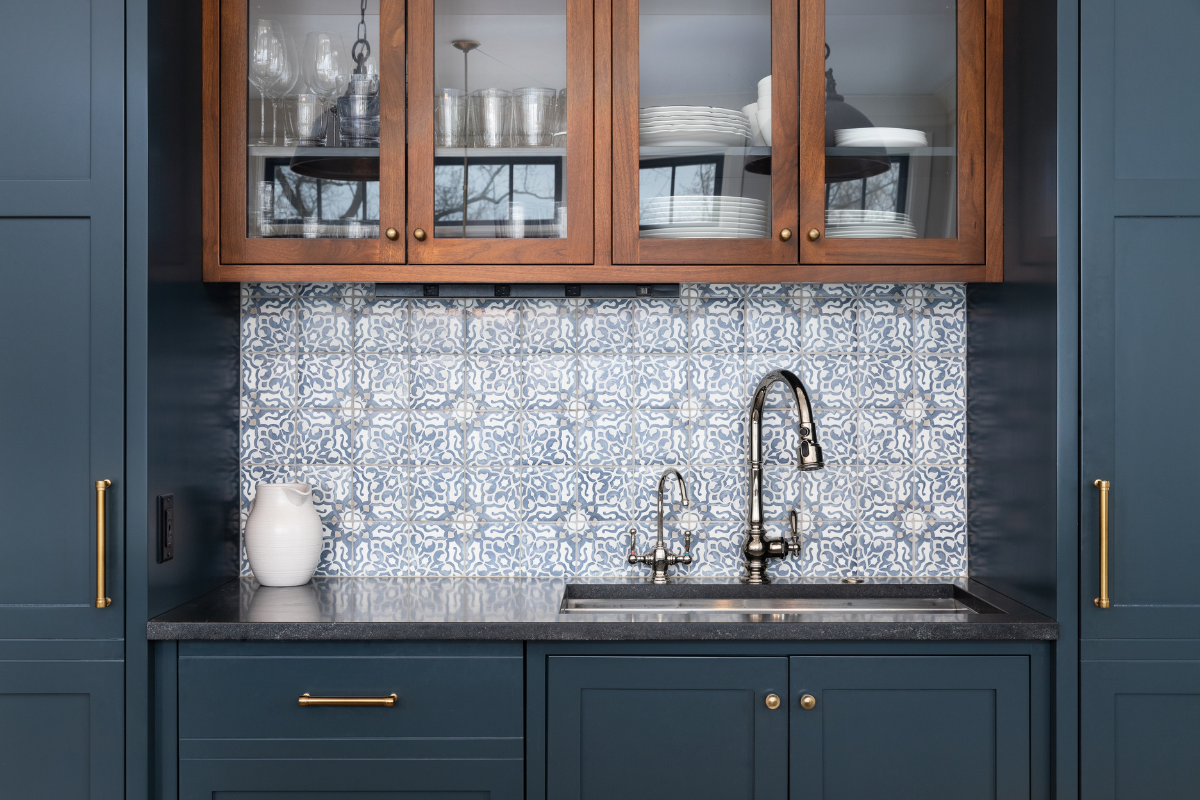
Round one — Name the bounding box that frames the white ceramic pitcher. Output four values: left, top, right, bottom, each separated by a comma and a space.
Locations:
244, 482, 323, 586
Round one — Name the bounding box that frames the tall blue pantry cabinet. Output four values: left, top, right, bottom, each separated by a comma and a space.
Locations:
1078, 0, 1200, 796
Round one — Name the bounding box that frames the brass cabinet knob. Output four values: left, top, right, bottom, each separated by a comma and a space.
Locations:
779, 228, 793, 242
412, 228, 427, 241
806, 228, 821, 242
765, 694, 781, 710
799, 694, 817, 710
385, 227, 400, 241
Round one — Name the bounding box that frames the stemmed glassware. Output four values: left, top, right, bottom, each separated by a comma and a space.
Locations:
249, 19, 286, 145
302, 32, 351, 115
263, 33, 299, 146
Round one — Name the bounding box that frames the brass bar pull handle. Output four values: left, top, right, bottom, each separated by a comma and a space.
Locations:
298, 693, 397, 707
1094, 479, 1111, 609
95, 480, 112, 609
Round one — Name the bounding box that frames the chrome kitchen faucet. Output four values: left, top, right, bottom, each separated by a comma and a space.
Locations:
743, 370, 825, 584
628, 468, 693, 584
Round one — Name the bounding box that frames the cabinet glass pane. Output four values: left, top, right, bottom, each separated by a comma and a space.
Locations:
639, 0, 772, 240
433, 0, 567, 240
824, 0, 957, 239
247, 1, 382, 240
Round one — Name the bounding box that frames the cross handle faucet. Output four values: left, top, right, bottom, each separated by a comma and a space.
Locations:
629, 468, 693, 584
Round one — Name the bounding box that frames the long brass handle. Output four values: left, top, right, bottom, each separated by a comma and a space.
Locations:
95, 480, 112, 608
1094, 479, 1111, 609
298, 693, 397, 707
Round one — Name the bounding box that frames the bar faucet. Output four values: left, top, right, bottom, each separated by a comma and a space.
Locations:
629, 468, 693, 584
743, 370, 825, 584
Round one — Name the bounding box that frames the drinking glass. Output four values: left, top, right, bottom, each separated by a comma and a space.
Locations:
303, 217, 322, 238
290, 94, 327, 145
263, 33, 299, 145
303, 32, 350, 112
498, 201, 526, 238
469, 89, 512, 148
512, 87, 557, 147
552, 88, 567, 146
435, 88, 467, 147
249, 19, 286, 145
337, 75, 380, 146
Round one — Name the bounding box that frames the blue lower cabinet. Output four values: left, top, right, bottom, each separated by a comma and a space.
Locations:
546, 656, 789, 800
0, 656, 124, 800
1081, 659, 1200, 799
789, 656, 1030, 800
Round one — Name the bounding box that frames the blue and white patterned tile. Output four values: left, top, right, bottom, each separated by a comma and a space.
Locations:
804, 353, 859, 409
242, 352, 297, 408
408, 525, 463, 576
467, 356, 523, 410
803, 465, 860, 521
746, 298, 802, 353
355, 353, 409, 409
522, 411, 576, 465
800, 283, 858, 299
690, 298, 746, 353
522, 354, 576, 409
357, 522, 411, 576
243, 282, 297, 298
295, 408, 355, 464
577, 467, 632, 520
913, 410, 966, 464
578, 411, 634, 466
813, 408, 859, 466
914, 355, 965, 408
408, 412, 465, 466
629, 464, 689, 519
466, 300, 522, 354
523, 523, 573, 576
576, 523, 636, 577
912, 466, 966, 519
762, 465, 804, 519
409, 468, 464, 522
297, 352, 353, 407
858, 283, 906, 298
689, 465, 746, 522
743, 284, 789, 298
298, 297, 353, 352
297, 282, 346, 297
354, 410, 409, 465
857, 466, 910, 522
242, 296, 297, 352
805, 522, 860, 577
690, 410, 747, 466
859, 521, 908, 576
859, 354, 912, 409
634, 299, 688, 353
410, 354, 465, 409
859, 409, 913, 466
858, 298, 913, 353
241, 463, 294, 516
689, 523, 744, 576
914, 298, 965, 353
928, 283, 966, 299
292, 465, 353, 522
354, 465, 409, 520
697, 284, 747, 298
354, 298, 409, 353
801, 296, 857, 352
462, 523, 523, 575
523, 468, 576, 522
315, 535, 354, 576
690, 353, 744, 408
578, 299, 633, 353
466, 413, 520, 466
467, 468, 524, 522
760, 408, 800, 466
744, 355, 804, 409
578, 354, 634, 408
636, 410, 688, 465
411, 299, 465, 354
522, 299, 575, 353
634, 355, 688, 408
912, 522, 967, 576
241, 407, 296, 464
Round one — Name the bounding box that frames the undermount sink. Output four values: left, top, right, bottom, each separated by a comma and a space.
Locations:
559, 582, 1001, 617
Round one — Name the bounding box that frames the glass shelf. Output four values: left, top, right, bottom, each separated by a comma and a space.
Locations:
248, 146, 380, 157
825, 146, 956, 157
434, 147, 566, 158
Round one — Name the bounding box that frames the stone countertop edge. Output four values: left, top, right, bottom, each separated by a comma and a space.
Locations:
146, 577, 1059, 642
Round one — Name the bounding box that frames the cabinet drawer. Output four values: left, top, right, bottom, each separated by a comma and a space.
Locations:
179, 641, 522, 741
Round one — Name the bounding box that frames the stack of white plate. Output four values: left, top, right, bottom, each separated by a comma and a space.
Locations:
640, 196, 768, 238
639, 106, 752, 147
825, 210, 918, 239
833, 127, 928, 149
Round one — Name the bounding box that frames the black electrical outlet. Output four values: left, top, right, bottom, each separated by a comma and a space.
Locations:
423, 284, 439, 297
157, 494, 174, 563
494, 284, 511, 297
565, 284, 582, 297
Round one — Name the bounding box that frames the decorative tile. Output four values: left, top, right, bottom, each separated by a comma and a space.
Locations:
859, 354, 912, 408
522, 412, 576, 465
297, 353, 353, 407
746, 298, 802, 353
914, 355, 965, 407
858, 298, 913, 353
859, 521, 908, 576
805, 353, 859, 409
410, 355, 464, 409
579, 354, 634, 408
859, 409, 914, 466
804, 466, 860, 521
355, 465, 409, 520
813, 408, 859, 466
914, 410, 966, 464
467, 468, 524, 522
409, 468, 464, 521
468, 356, 523, 409
858, 467, 911, 521
913, 466, 966, 519
466, 300, 522, 354
578, 411, 634, 465
241, 408, 296, 464
524, 468, 576, 521
578, 299, 633, 352
914, 298, 965, 353
296, 408, 355, 464
690, 354, 744, 408
689, 523, 744, 577
409, 412, 465, 466
242, 296, 297, 352
801, 296, 857, 352
760, 408, 800, 466
462, 523, 523, 575
689, 465, 745, 522
411, 300, 465, 354
522, 300, 575, 353
762, 464, 804, 519
576, 523, 635, 577
635, 356, 688, 408
912, 521, 967, 575
523, 354, 576, 409
804, 522, 860, 577
355, 410, 409, 465
524, 523, 573, 576
691, 410, 747, 466
635, 299, 688, 353
636, 410, 688, 465
467, 413, 521, 466
578, 467, 632, 520
409, 525, 463, 575
690, 298, 745, 353
355, 298, 409, 353
298, 297, 353, 352
242, 352, 297, 408
355, 354, 409, 409
357, 523, 410, 576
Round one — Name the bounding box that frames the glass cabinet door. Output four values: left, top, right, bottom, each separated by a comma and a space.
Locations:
407, 0, 593, 265
220, 0, 405, 266
613, 0, 798, 265
799, 0, 987, 265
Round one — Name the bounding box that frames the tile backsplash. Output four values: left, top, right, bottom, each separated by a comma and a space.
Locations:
241, 283, 966, 579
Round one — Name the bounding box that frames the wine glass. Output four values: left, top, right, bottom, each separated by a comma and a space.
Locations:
264, 33, 299, 145
248, 19, 285, 146
302, 32, 350, 112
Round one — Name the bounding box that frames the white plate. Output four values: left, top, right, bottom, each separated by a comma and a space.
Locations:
641, 221, 769, 231
641, 231, 768, 239
826, 231, 918, 239
640, 132, 749, 147
834, 127, 928, 148
639, 124, 751, 135
641, 105, 747, 115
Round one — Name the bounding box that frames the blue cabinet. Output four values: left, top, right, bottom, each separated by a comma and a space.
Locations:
546, 656, 789, 800
789, 656, 1030, 800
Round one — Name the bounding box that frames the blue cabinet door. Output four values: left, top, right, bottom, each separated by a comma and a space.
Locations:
1081, 660, 1200, 799
0, 651, 124, 800
0, 0, 125, 640
546, 656, 788, 800
789, 656, 1030, 800
1080, 0, 1200, 638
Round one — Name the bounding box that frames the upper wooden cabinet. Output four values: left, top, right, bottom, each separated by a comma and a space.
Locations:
203, 0, 1001, 282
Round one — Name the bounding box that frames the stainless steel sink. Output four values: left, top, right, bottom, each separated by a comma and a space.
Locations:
558, 583, 999, 617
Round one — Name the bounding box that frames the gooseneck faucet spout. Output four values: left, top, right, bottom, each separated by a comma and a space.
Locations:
743, 369, 825, 584
629, 468, 693, 584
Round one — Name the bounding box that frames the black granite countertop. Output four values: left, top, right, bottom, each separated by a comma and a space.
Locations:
146, 577, 1058, 641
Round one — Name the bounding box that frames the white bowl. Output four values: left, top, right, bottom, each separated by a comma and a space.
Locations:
757, 108, 772, 146
757, 75, 771, 96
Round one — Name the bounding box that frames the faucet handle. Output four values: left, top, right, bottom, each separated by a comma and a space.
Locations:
788, 509, 802, 557
628, 526, 642, 565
